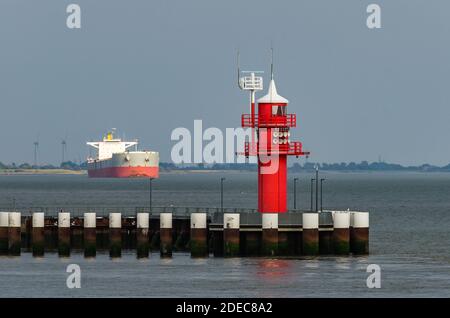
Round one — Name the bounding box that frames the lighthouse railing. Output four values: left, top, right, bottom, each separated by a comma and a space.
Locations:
241, 114, 296, 128
243, 141, 308, 156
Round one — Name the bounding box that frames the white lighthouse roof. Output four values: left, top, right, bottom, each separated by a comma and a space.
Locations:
257, 79, 289, 104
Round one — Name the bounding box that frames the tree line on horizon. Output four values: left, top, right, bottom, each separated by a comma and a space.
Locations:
2, 160, 450, 172
0, 161, 86, 171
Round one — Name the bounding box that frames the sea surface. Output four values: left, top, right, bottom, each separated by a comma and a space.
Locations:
0, 171, 449, 297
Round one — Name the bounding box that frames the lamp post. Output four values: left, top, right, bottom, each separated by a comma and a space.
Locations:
293, 177, 298, 210
320, 178, 326, 211
315, 165, 319, 212
220, 177, 226, 213
310, 178, 315, 211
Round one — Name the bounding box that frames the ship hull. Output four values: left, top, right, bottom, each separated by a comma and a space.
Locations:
87, 151, 159, 179
88, 166, 158, 178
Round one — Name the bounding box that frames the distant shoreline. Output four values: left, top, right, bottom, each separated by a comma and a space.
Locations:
161, 169, 450, 174
5, 160, 450, 174
0, 169, 86, 175
2, 168, 450, 176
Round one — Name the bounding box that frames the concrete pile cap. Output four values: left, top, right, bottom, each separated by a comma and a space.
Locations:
58, 212, 71, 228
350, 211, 369, 228
0, 212, 9, 227
302, 213, 319, 229
8, 212, 21, 227
109, 213, 122, 228
84, 213, 96, 228
32, 212, 45, 227
332, 211, 350, 229
160, 213, 172, 229
136, 213, 149, 229
262, 213, 278, 229
190, 213, 207, 229
223, 213, 240, 229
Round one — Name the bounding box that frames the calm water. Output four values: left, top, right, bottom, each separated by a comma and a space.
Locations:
0, 171, 449, 297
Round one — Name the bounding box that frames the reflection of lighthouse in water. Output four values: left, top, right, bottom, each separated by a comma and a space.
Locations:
239, 54, 310, 221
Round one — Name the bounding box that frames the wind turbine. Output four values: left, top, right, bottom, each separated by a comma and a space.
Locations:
33, 134, 40, 167
61, 132, 68, 164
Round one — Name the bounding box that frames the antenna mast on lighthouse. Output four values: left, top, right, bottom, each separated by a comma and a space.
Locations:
237, 51, 264, 148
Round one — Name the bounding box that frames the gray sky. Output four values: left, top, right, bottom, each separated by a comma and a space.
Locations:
1, 0, 450, 166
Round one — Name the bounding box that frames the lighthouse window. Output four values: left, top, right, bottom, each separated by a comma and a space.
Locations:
272, 105, 286, 116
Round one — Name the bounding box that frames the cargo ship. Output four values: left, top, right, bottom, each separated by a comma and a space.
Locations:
86, 130, 159, 178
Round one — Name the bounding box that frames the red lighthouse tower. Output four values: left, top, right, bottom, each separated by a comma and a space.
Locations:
240, 60, 309, 215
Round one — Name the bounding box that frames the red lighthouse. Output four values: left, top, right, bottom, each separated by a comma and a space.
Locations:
240, 61, 309, 215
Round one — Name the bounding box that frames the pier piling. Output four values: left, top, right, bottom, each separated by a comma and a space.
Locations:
109, 213, 122, 258
261, 213, 278, 256
32, 212, 45, 257
160, 213, 173, 257
302, 213, 319, 255
58, 212, 71, 257
0, 212, 8, 255
8, 212, 21, 256
223, 213, 240, 257
332, 211, 350, 255
83, 213, 96, 257
190, 213, 208, 257
350, 212, 369, 255
136, 213, 149, 258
